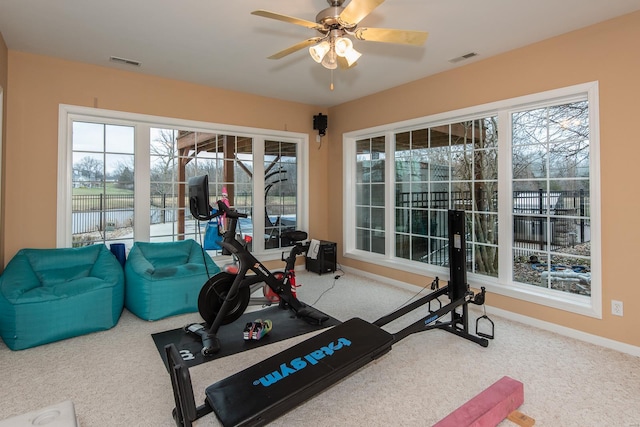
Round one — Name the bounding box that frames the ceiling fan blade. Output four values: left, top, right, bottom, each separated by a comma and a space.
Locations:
353, 27, 428, 45
339, 0, 385, 27
267, 37, 323, 60
252, 10, 324, 30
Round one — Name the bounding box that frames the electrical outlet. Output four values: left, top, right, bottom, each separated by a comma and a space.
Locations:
611, 300, 624, 317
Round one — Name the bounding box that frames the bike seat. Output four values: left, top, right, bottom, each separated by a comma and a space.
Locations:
280, 230, 308, 242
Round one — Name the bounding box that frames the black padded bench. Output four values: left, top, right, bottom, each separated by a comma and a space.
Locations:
166, 317, 394, 427
206, 317, 394, 426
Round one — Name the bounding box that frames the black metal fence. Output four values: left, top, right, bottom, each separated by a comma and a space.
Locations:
72, 194, 179, 234
73, 193, 134, 211
512, 189, 589, 251
395, 189, 590, 252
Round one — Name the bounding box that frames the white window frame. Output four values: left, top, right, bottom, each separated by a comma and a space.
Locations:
343, 82, 601, 318
57, 104, 309, 261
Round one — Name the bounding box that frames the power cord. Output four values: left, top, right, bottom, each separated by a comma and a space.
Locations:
308, 276, 338, 306
309, 265, 344, 306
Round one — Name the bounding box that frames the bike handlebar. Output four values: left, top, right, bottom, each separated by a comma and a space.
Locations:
212, 200, 248, 219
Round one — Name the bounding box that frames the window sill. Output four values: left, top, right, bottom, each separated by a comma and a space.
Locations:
472, 274, 600, 319
344, 250, 601, 319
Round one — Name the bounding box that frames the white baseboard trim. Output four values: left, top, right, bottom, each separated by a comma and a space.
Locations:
340, 265, 437, 293
482, 306, 640, 358
340, 265, 640, 358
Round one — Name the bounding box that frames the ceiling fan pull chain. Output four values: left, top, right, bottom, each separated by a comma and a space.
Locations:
330, 69, 335, 91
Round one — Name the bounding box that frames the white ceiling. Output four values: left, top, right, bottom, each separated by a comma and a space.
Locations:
1, 0, 639, 107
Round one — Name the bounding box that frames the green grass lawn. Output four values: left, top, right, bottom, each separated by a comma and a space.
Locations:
73, 183, 133, 195
73, 184, 134, 210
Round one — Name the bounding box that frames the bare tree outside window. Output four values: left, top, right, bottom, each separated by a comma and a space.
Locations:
394, 117, 499, 276
389, 100, 591, 296
512, 101, 591, 295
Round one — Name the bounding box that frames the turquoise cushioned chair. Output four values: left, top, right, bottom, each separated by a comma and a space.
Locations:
0, 244, 125, 351
124, 240, 220, 321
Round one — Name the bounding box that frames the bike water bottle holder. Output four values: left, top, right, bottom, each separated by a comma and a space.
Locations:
263, 284, 281, 303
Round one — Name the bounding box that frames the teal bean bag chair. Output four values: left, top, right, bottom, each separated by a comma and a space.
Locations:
0, 244, 125, 351
124, 240, 220, 321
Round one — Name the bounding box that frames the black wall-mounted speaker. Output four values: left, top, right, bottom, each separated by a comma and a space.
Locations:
313, 113, 328, 136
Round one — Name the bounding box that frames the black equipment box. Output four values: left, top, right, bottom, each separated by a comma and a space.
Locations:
305, 240, 336, 275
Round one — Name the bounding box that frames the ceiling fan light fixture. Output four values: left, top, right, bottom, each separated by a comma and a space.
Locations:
343, 46, 362, 67
309, 41, 331, 63
334, 36, 353, 57
321, 49, 338, 69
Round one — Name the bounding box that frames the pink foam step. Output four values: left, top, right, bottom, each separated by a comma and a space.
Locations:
433, 376, 524, 427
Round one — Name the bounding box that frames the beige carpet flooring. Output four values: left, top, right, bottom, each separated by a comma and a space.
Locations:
1, 270, 639, 426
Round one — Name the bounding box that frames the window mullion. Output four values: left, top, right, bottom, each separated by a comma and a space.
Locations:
253, 137, 265, 253
134, 124, 151, 242
57, 108, 74, 247
386, 131, 394, 259
497, 110, 513, 283
342, 136, 356, 254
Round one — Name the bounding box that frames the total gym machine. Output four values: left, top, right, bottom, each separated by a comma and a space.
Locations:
165, 210, 495, 427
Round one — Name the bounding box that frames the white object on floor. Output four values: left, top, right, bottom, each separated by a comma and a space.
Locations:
308, 239, 320, 259
0, 400, 78, 427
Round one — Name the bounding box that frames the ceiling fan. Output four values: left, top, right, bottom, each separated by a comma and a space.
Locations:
252, 0, 428, 70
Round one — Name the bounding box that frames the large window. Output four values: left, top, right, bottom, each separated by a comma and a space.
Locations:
394, 119, 499, 273
344, 82, 600, 317
264, 140, 299, 249
511, 102, 591, 296
355, 136, 386, 254
71, 122, 135, 247
58, 106, 308, 260
147, 129, 257, 250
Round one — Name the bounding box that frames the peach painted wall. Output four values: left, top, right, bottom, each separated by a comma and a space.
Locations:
3, 52, 330, 267
327, 11, 640, 347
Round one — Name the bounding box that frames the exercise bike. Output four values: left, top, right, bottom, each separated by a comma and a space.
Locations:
213, 252, 300, 311
199, 229, 308, 323
186, 179, 329, 355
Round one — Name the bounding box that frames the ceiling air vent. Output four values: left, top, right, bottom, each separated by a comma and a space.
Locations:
448, 52, 478, 64
109, 56, 141, 67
